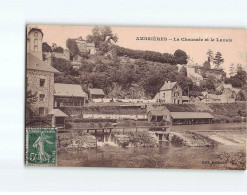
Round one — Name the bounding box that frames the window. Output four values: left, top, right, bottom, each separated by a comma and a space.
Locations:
163, 93, 165, 98
34, 45, 38, 51
34, 39, 38, 45
34, 32, 38, 37
39, 107, 45, 116
39, 94, 45, 101
40, 79, 45, 87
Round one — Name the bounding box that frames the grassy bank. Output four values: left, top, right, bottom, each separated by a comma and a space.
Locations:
60, 106, 146, 116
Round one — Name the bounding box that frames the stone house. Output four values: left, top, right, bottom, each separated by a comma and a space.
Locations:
26, 27, 60, 117
26, 52, 60, 116
45, 47, 73, 65
153, 81, 183, 104
73, 36, 96, 55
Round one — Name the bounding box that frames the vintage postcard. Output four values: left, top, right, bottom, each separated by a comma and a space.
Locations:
25, 25, 247, 169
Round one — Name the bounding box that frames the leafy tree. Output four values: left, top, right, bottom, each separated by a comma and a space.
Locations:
66, 39, 80, 57
205, 75, 216, 90
236, 84, 247, 101
226, 69, 247, 88
213, 52, 224, 69
179, 66, 187, 77
177, 74, 193, 96
203, 60, 211, 69
174, 49, 188, 64
86, 26, 118, 54
42, 42, 52, 52
51, 57, 80, 84
87, 26, 118, 47
53, 46, 64, 53
235, 69, 247, 86
112, 45, 176, 64
26, 83, 38, 115
26, 86, 38, 105
51, 43, 57, 50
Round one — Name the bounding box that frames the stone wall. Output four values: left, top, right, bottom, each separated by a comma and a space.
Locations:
26, 69, 54, 115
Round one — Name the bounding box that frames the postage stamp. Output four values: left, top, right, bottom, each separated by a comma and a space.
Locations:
26, 128, 57, 166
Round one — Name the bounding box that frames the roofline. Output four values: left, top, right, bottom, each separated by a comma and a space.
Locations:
27, 67, 60, 74
28, 27, 44, 37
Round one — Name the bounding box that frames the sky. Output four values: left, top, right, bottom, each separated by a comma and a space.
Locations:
29, 25, 247, 75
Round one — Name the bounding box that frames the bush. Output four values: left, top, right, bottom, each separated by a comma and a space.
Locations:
112, 45, 177, 64
233, 116, 242, 123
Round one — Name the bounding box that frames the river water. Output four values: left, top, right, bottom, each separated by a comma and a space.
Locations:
57, 123, 246, 169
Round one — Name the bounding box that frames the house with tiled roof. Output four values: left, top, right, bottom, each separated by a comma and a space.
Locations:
153, 81, 182, 104
54, 83, 88, 107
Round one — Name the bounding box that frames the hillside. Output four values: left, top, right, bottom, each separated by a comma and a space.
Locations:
52, 54, 179, 98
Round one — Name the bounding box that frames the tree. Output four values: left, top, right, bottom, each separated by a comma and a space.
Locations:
26, 84, 38, 115
236, 63, 243, 71
66, 39, 80, 57
51, 43, 57, 50
53, 46, 64, 53
42, 42, 52, 52
224, 69, 247, 88
206, 49, 214, 62
205, 75, 216, 90
86, 26, 118, 54
213, 52, 224, 69
179, 66, 187, 77
177, 74, 193, 96
229, 63, 236, 77
236, 84, 247, 101
235, 69, 247, 86
87, 26, 118, 47
203, 60, 211, 69
174, 49, 188, 64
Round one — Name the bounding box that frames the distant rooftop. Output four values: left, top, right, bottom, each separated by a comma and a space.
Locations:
170, 112, 214, 119
54, 83, 87, 98
89, 88, 105, 96
160, 81, 178, 91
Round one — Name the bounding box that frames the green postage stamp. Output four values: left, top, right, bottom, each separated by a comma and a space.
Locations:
26, 128, 57, 166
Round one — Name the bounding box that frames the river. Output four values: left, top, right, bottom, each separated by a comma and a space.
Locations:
57, 123, 246, 169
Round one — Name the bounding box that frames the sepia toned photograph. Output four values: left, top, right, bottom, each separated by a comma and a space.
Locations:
25, 24, 246, 170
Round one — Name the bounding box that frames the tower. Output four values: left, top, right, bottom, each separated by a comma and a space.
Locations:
27, 26, 44, 60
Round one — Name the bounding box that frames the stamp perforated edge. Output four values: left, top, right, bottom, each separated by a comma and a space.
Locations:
25, 127, 58, 167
